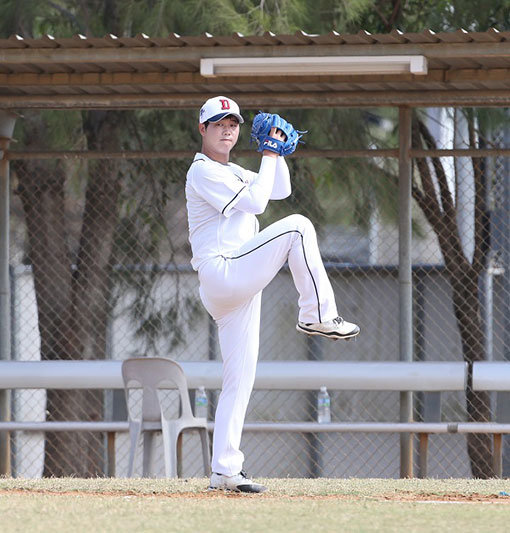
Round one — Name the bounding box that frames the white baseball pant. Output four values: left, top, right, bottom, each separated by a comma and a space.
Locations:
198, 214, 338, 475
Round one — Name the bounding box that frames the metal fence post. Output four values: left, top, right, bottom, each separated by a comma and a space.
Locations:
0, 129, 13, 474
502, 115, 510, 476
399, 106, 414, 478
0, 110, 17, 476
306, 335, 323, 478
207, 315, 218, 423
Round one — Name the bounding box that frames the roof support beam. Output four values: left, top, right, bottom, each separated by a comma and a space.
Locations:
0, 89, 509, 109
8, 148, 510, 160
0, 42, 508, 64
2, 69, 509, 88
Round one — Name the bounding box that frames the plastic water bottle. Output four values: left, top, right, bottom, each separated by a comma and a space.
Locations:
194, 386, 208, 419
317, 386, 331, 424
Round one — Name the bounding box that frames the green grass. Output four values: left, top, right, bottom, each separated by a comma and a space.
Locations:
1, 478, 509, 532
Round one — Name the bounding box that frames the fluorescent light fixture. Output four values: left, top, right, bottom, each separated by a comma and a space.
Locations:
201, 55, 427, 77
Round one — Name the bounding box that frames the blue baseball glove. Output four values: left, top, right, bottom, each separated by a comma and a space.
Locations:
250, 112, 306, 156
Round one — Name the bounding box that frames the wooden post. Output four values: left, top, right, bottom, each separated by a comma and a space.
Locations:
493, 433, 503, 478
418, 433, 429, 478
107, 432, 116, 477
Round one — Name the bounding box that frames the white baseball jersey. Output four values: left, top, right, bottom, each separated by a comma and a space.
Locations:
185, 152, 290, 270
185, 150, 339, 477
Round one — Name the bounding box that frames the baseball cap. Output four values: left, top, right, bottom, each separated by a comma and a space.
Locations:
199, 96, 244, 124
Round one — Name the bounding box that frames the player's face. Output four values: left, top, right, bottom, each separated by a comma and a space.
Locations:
199, 117, 240, 163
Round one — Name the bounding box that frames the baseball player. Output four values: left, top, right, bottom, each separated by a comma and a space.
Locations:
185, 96, 360, 493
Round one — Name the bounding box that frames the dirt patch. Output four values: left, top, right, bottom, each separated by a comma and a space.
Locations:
0, 488, 360, 500
0, 488, 264, 499
380, 492, 510, 504
1, 488, 509, 503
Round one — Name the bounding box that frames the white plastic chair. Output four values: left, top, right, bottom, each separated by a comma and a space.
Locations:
121, 357, 211, 478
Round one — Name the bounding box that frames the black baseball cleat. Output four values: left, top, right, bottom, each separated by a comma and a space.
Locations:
296, 316, 360, 340
208, 471, 267, 493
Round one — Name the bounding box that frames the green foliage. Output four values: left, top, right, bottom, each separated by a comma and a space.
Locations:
108, 155, 205, 356
306, 0, 375, 33
354, 0, 509, 33
474, 108, 510, 142
3, 0, 508, 349
122, 0, 310, 36
39, 110, 84, 150
437, 0, 510, 32
126, 109, 200, 151
0, 0, 46, 37
234, 0, 309, 34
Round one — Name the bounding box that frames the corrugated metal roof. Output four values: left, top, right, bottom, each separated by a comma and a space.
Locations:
0, 29, 509, 109
1, 28, 509, 48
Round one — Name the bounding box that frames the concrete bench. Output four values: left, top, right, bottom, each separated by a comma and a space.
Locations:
0, 360, 467, 391
473, 361, 510, 392
472, 361, 510, 477
3, 360, 509, 478
11, 361, 510, 477
0, 360, 470, 478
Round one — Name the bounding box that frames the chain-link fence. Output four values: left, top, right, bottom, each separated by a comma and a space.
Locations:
5, 107, 510, 479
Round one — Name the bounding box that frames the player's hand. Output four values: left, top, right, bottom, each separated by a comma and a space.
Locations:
262, 127, 286, 158
270, 127, 287, 141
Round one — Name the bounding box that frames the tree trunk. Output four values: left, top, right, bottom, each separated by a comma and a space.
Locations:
14, 161, 72, 361
9, 0, 128, 477
42, 160, 121, 477
450, 270, 494, 478
42, 111, 122, 477
15, 109, 122, 476
14, 157, 98, 477
412, 115, 495, 478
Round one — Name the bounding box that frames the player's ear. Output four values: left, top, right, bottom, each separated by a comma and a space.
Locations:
198, 122, 208, 137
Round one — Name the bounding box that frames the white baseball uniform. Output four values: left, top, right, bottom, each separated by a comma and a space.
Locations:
186, 152, 339, 476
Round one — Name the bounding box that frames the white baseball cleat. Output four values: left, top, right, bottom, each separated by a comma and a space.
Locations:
296, 316, 360, 340
208, 471, 267, 493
